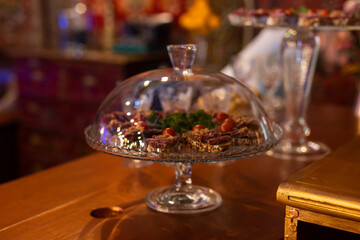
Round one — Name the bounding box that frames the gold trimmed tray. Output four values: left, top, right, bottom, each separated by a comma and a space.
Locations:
277, 136, 360, 235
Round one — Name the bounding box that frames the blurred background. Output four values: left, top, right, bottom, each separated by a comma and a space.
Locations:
0, 0, 358, 183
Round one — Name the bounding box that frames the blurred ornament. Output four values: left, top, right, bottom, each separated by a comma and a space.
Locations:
178, 0, 220, 36
178, 0, 220, 66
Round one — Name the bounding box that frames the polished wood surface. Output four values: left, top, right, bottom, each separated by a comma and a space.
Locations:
0, 103, 358, 240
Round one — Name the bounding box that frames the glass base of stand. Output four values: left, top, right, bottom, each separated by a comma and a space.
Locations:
266, 140, 330, 161
146, 185, 222, 214
122, 159, 153, 168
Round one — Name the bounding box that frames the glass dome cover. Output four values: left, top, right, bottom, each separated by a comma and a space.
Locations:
85, 44, 282, 163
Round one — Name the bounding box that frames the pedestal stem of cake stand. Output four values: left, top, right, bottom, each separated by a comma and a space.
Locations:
174, 162, 194, 193
145, 162, 222, 214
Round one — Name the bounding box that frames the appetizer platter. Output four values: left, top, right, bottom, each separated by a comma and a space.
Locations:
86, 108, 271, 160
228, 6, 360, 30
85, 44, 282, 213
85, 72, 281, 162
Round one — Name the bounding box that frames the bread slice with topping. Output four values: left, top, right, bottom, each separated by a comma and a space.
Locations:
184, 129, 232, 152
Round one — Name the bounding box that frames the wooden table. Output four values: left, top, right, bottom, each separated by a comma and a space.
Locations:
0, 103, 358, 240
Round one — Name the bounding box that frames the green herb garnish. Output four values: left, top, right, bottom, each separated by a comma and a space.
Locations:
147, 110, 161, 124
189, 110, 215, 129
156, 110, 216, 134
160, 112, 192, 134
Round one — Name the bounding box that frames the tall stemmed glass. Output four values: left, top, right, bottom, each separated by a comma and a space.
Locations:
267, 27, 330, 161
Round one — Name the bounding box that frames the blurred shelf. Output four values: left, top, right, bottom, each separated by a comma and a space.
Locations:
5, 46, 169, 176
3, 47, 168, 65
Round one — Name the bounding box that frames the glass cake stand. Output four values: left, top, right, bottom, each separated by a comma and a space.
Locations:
85, 44, 282, 214
229, 12, 360, 161
85, 124, 282, 214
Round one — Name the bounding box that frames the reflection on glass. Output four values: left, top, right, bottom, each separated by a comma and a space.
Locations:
260, 52, 283, 113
